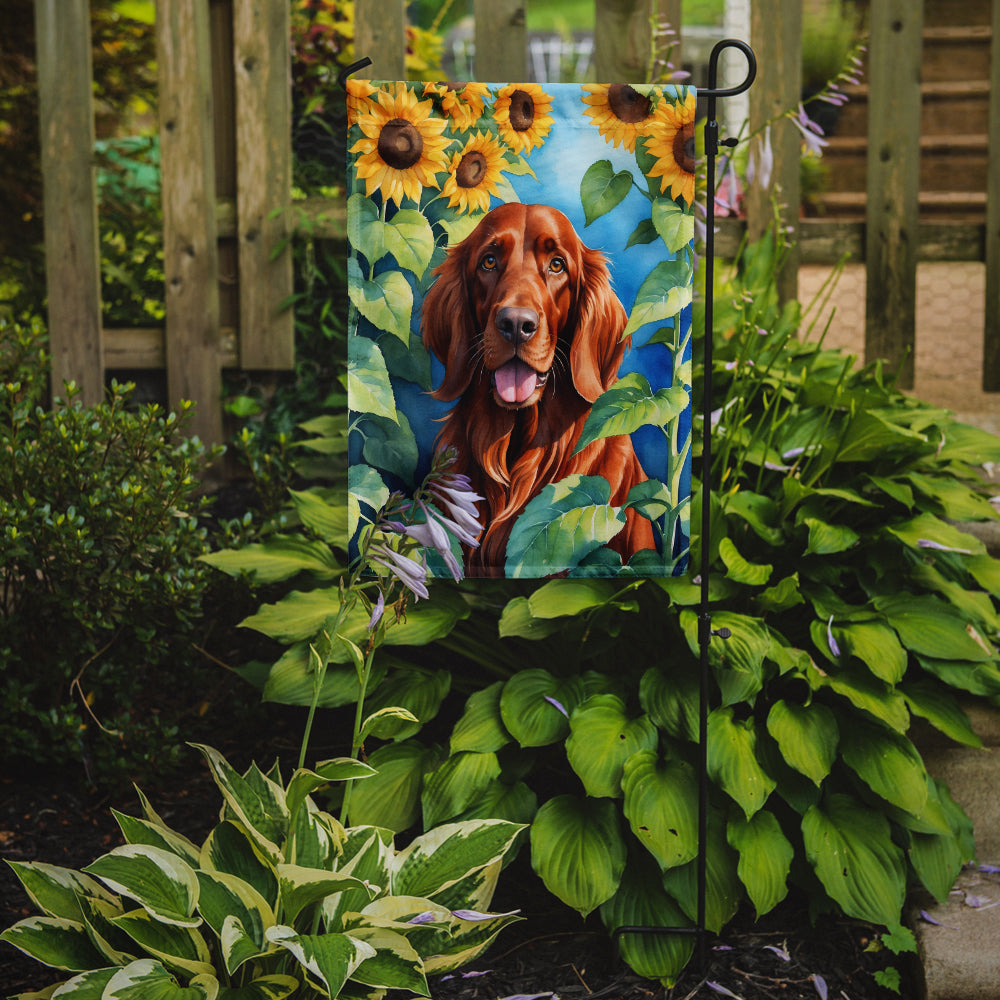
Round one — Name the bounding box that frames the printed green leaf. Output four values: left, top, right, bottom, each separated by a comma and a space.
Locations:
265, 925, 375, 997
839, 718, 929, 817
580, 159, 633, 226
575, 373, 689, 454
765, 700, 838, 786
103, 959, 217, 999
623, 259, 693, 338
361, 410, 419, 485
530, 795, 627, 916
347, 257, 412, 343
450, 682, 511, 754
382, 209, 435, 279
707, 707, 776, 819
600, 853, 694, 986
621, 751, 699, 870
566, 695, 658, 798
727, 811, 793, 917
504, 475, 626, 578
625, 216, 658, 248
499, 669, 585, 747
802, 793, 906, 926
347, 335, 397, 422
83, 846, 200, 928
652, 197, 695, 253
0, 916, 107, 972
349, 464, 389, 534
347, 192, 387, 267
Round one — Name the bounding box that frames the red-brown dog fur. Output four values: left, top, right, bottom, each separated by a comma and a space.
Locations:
421, 202, 654, 575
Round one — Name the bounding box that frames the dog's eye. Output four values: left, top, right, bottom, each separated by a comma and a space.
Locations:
480, 253, 498, 271
549, 257, 566, 274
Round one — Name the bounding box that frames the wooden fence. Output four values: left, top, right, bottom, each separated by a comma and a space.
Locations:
33, 0, 1000, 445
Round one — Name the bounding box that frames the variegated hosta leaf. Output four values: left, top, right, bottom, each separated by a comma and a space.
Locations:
621, 751, 699, 871
344, 926, 429, 995
802, 793, 906, 926
83, 845, 200, 928
323, 829, 393, 931
214, 974, 300, 1000
391, 820, 524, 901
102, 958, 218, 999
600, 854, 694, 987
191, 746, 288, 864
265, 925, 376, 998
765, 700, 838, 786
288, 802, 343, 870
276, 864, 375, 925
110, 908, 214, 979
112, 810, 202, 868
0, 915, 107, 972
195, 870, 274, 974
77, 894, 135, 966
727, 810, 793, 918
200, 822, 279, 910
529, 795, 626, 917
285, 760, 375, 824
42, 966, 118, 997
706, 707, 776, 819
565, 695, 658, 798
4, 861, 118, 922
421, 906, 523, 975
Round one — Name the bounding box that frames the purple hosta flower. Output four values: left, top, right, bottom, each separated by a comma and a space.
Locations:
746, 124, 773, 190
979, 864, 1000, 874
827, 615, 842, 657
917, 538, 973, 555
715, 156, 742, 216
451, 908, 521, 921
811, 974, 828, 1000
706, 983, 742, 999
407, 911, 438, 925
763, 944, 791, 962
367, 590, 385, 631
791, 104, 828, 156
544, 695, 569, 718
370, 543, 429, 600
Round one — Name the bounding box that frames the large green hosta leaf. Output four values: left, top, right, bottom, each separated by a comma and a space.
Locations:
600, 853, 694, 987
346, 740, 441, 832
680, 610, 771, 706
802, 793, 906, 926
639, 664, 699, 742
707, 708, 776, 818
727, 810, 793, 918
199, 536, 340, 585
421, 751, 502, 828
450, 682, 511, 754
530, 795, 627, 917
765, 700, 838, 786
499, 669, 585, 747
621, 751, 699, 870
838, 718, 929, 817
565, 695, 658, 798
874, 593, 996, 662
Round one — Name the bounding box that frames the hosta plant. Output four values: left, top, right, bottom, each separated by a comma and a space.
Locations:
1, 744, 523, 999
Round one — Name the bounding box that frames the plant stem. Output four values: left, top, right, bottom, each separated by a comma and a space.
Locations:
340, 643, 377, 826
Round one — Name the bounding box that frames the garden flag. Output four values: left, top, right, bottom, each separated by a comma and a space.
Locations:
347, 80, 696, 579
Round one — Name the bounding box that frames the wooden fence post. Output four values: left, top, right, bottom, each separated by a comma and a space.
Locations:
594, 0, 658, 83
233, 0, 294, 370
746, 0, 801, 305
157, 0, 223, 445
34, 0, 104, 405
864, 0, 923, 389
983, 0, 1000, 390
474, 0, 527, 81
355, 0, 406, 80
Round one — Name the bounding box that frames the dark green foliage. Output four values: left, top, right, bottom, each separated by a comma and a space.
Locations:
0, 317, 220, 783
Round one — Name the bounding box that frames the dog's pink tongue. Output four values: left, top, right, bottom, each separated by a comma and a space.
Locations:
495, 360, 537, 403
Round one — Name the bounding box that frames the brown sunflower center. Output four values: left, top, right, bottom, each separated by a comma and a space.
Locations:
673, 122, 696, 174
508, 90, 535, 132
378, 118, 423, 169
456, 150, 488, 188
607, 84, 651, 124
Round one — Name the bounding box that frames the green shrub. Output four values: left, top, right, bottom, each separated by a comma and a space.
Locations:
1, 743, 524, 998
212, 230, 1000, 986
0, 316, 220, 783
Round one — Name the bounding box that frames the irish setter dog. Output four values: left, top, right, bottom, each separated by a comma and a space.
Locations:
421, 202, 655, 575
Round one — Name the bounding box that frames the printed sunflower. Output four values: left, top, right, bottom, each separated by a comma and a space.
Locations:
442, 131, 507, 213
643, 88, 697, 205
493, 82, 554, 155
345, 78, 377, 126
350, 82, 451, 205
425, 81, 490, 131
581, 83, 655, 152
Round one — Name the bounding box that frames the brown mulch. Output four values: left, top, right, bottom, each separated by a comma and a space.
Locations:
1, 743, 914, 1000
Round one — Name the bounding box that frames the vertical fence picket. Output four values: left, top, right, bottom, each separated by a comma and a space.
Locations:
34, 0, 103, 405
865, 0, 923, 389
594, 0, 657, 82
233, 0, 294, 369
746, 0, 801, 304
474, 0, 527, 81
157, 0, 222, 445
984, 0, 1000, 390
355, 0, 407, 79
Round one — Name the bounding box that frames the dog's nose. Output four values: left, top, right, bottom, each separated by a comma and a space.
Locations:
496, 307, 539, 343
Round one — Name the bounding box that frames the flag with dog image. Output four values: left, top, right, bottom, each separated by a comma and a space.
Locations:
347, 80, 696, 579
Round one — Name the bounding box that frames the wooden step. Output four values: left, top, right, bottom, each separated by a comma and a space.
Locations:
833, 80, 992, 137
813, 189, 987, 222
922, 25, 993, 83
921, 0, 992, 28
822, 134, 989, 193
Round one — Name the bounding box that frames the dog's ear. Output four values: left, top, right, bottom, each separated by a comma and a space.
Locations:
569, 245, 629, 402
421, 239, 478, 401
